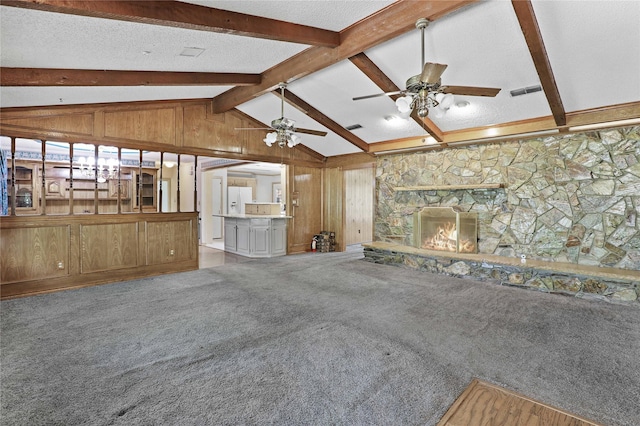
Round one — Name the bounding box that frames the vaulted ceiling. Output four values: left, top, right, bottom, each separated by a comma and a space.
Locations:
1, 0, 639, 158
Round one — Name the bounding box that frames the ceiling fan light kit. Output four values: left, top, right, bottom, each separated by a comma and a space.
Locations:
237, 82, 326, 148
353, 18, 500, 121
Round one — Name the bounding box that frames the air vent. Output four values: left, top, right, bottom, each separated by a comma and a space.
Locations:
510, 85, 542, 97
345, 124, 362, 130
180, 47, 205, 57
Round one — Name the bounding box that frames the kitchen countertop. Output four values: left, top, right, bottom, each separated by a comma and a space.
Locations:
213, 214, 292, 219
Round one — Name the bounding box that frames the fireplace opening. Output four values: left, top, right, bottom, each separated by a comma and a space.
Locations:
413, 207, 478, 253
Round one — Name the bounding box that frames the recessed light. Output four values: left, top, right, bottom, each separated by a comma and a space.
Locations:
455, 101, 470, 108
384, 115, 397, 121
179, 47, 205, 57
345, 124, 362, 130
142, 50, 152, 55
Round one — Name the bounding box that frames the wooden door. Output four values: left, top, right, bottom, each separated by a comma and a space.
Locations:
287, 165, 322, 254
345, 167, 374, 245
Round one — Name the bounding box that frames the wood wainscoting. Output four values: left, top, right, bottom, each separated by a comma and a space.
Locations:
0, 212, 199, 299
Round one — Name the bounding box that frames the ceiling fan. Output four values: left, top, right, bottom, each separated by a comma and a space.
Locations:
353, 18, 500, 119
238, 83, 327, 148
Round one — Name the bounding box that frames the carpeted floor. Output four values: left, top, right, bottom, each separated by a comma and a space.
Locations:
2, 249, 639, 425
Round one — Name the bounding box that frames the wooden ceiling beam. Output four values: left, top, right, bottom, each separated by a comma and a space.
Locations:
368, 115, 559, 153
211, 0, 477, 114
1, 0, 340, 47
565, 101, 640, 128
348, 53, 444, 143
274, 89, 370, 152
1, 68, 261, 86
512, 0, 566, 126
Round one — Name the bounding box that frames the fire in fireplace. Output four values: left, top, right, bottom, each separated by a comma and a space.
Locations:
413, 207, 478, 253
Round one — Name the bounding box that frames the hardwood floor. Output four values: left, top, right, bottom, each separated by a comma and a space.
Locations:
198, 245, 251, 269
438, 379, 603, 426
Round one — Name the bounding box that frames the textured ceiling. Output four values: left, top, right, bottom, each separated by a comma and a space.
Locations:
1, 0, 639, 158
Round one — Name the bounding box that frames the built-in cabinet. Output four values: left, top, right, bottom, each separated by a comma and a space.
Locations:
222, 216, 287, 257
6, 162, 38, 214
134, 169, 157, 211
3, 160, 161, 214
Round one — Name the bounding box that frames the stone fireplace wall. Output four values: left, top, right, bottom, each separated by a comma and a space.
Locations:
375, 126, 640, 271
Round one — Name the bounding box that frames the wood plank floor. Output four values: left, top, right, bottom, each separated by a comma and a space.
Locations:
437, 379, 603, 426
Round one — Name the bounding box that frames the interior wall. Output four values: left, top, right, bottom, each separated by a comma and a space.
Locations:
179, 160, 195, 212
256, 174, 281, 203
345, 167, 374, 245
160, 165, 177, 212
322, 167, 344, 251
375, 126, 640, 270
200, 168, 227, 244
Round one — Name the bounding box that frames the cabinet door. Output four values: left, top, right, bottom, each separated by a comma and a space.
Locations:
251, 224, 270, 256
236, 221, 251, 255
271, 220, 287, 256
8, 163, 39, 215
223, 219, 237, 252
134, 170, 157, 211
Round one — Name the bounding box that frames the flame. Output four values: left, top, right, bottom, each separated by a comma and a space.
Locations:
422, 221, 476, 253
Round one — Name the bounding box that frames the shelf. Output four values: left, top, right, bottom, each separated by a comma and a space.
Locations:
46, 197, 130, 201
394, 183, 504, 192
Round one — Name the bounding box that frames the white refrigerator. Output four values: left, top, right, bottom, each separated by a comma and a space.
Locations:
228, 186, 252, 214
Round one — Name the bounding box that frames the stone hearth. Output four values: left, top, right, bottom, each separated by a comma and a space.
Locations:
363, 242, 639, 306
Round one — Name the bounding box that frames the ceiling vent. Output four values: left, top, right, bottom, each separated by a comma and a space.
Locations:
345, 124, 363, 130
510, 85, 542, 97
180, 47, 205, 57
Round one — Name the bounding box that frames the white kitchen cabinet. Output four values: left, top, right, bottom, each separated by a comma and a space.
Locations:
251, 219, 271, 256
235, 220, 251, 255
270, 219, 287, 256
219, 215, 288, 258
223, 218, 237, 251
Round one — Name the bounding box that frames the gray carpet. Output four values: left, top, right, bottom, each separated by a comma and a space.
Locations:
2, 249, 639, 426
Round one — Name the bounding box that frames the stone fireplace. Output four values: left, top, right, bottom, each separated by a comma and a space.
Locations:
366, 126, 640, 306
413, 207, 478, 253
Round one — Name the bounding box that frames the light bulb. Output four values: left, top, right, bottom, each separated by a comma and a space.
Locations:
395, 95, 412, 113
398, 110, 411, 120
264, 132, 277, 146
290, 134, 300, 146
439, 93, 455, 110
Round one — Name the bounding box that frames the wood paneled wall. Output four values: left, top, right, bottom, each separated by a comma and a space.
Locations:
0, 213, 198, 299
322, 153, 376, 250
322, 167, 344, 252
0, 100, 324, 167
1, 101, 378, 281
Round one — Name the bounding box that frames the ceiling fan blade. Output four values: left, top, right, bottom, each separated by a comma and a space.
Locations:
353, 90, 403, 101
420, 62, 447, 84
441, 86, 501, 97
295, 128, 328, 137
